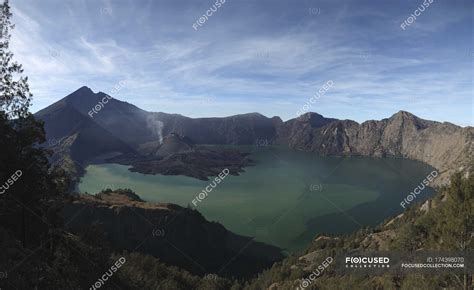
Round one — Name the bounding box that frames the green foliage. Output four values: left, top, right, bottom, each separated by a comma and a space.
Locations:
0, 0, 62, 249
391, 222, 426, 251
432, 172, 473, 250
0, 0, 32, 119
400, 274, 448, 290
116, 252, 234, 290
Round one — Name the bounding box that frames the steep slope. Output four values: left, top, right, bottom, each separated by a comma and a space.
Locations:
37, 86, 154, 148
283, 111, 473, 185
35, 92, 135, 185
151, 111, 278, 145
274, 112, 339, 150
35, 87, 139, 155
63, 189, 284, 279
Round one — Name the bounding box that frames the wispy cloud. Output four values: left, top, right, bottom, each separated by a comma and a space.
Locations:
8, 0, 473, 126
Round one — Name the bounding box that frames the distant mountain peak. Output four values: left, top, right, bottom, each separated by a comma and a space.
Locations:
292, 112, 337, 128
64, 86, 97, 102
297, 112, 329, 121
391, 110, 416, 119
387, 110, 437, 131
299, 112, 325, 119
75, 86, 94, 94
231, 112, 266, 119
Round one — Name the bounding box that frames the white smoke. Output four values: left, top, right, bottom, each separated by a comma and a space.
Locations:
156, 120, 164, 144
146, 114, 164, 144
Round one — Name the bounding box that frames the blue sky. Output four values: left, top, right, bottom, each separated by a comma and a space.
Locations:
9, 0, 473, 126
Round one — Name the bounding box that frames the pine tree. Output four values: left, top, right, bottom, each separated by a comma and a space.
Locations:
0, 0, 32, 118
0, 0, 60, 248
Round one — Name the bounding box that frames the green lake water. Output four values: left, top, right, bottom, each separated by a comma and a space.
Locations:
78, 146, 436, 253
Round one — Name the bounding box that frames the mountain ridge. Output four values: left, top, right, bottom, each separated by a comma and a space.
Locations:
36, 87, 470, 127
35, 86, 473, 186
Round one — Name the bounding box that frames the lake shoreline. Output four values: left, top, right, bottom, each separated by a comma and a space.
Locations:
78, 146, 436, 253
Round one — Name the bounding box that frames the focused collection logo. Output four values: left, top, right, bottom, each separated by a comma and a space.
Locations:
345, 256, 390, 268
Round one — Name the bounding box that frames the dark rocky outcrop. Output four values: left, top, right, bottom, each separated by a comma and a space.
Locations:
108, 147, 254, 181
108, 132, 255, 180
63, 190, 284, 279
139, 133, 195, 157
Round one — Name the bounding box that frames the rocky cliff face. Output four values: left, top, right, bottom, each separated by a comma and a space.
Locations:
280, 111, 473, 185
36, 87, 472, 185
152, 112, 278, 145
63, 190, 283, 279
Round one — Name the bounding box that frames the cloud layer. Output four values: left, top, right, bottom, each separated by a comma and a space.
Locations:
10, 0, 473, 126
